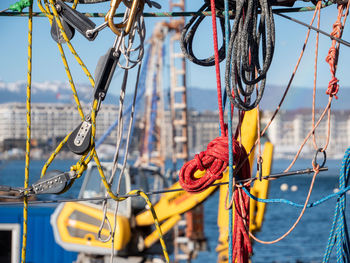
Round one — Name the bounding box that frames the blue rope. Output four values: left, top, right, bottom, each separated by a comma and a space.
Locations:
322, 147, 350, 263
223, 0, 233, 262
242, 184, 350, 208
95, 46, 151, 148
240, 148, 350, 262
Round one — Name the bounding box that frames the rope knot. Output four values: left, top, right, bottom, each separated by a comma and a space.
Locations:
326, 76, 339, 99
325, 47, 337, 65
331, 21, 342, 39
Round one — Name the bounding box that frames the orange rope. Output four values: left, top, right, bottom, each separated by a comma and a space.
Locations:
248, 165, 320, 244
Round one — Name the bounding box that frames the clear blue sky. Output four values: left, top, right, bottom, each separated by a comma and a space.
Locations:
0, 0, 349, 96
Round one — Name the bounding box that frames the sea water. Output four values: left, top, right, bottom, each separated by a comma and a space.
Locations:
0, 158, 349, 262
195, 158, 350, 263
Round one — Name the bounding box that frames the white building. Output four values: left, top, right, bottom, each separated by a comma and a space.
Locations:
1, 102, 349, 159
262, 109, 350, 158
0, 103, 118, 151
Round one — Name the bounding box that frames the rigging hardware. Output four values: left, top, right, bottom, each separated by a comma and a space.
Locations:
93, 46, 122, 104
50, 16, 75, 43
106, 0, 144, 36
312, 148, 327, 169
53, 0, 98, 41
31, 170, 73, 195
67, 117, 92, 155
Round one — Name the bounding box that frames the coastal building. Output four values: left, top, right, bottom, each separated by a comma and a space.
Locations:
0, 103, 349, 159
0, 103, 118, 152
262, 109, 350, 159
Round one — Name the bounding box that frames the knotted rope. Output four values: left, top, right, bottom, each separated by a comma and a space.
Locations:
325, 3, 349, 99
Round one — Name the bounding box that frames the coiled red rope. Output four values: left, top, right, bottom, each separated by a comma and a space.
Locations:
179, 136, 249, 193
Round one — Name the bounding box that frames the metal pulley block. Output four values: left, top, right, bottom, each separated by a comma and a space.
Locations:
67, 117, 92, 155
31, 170, 72, 195
51, 16, 75, 43
93, 47, 121, 103
54, 0, 98, 41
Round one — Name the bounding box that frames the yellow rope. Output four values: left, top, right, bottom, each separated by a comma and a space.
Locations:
46, 0, 95, 87
137, 190, 170, 263
38, 0, 99, 178
72, 0, 79, 9
28, 3, 168, 263
21, 3, 33, 263
41, 132, 71, 178
41, 1, 85, 120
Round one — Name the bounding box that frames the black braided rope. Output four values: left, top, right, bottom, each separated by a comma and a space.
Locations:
180, 3, 227, 67
225, 0, 275, 111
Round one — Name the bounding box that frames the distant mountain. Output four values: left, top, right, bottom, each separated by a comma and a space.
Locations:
0, 81, 349, 111
0, 81, 119, 105
186, 85, 350, 111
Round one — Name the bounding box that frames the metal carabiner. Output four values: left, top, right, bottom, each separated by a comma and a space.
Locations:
106, 0, 143, 36
124, 0, 144, 34
105, 0, 126, 36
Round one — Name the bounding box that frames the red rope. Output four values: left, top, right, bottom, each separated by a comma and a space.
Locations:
233, 187, 252, 262
179, 0, 227, 193
325, 4, 346, 99
209, 0, 225, 135
178, 0, 252, 261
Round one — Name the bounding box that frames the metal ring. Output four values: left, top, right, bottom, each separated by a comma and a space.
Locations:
312, 148, 326, 169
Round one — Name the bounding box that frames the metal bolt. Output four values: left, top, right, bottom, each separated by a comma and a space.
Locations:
55, 4, 62, 12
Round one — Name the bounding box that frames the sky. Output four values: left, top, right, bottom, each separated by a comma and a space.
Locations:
0, 0, 350, 99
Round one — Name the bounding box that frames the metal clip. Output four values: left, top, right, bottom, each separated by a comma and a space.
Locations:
67, 116, 92, 155
54, 0, 98, 41
106, 0, 143, 35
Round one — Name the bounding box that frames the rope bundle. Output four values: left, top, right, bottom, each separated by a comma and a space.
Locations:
179, 136, 249, 193
225, 0, 275, 111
